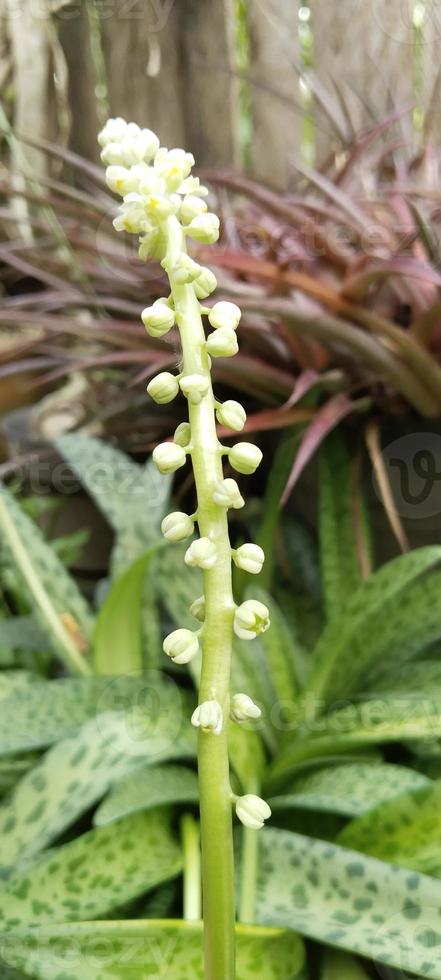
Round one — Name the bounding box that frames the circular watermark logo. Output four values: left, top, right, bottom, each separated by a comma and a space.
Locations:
372, 432, 441, 520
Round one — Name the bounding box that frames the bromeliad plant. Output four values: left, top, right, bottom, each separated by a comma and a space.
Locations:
98, 115, 271, 977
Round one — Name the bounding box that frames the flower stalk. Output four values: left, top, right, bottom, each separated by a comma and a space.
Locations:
98, 117, 272, 980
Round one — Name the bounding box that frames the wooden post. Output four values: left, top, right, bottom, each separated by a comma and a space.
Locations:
309, 0, 416, 163
418, 1, 441, 146
6, 0, 52, 175
179, 0, 238, 167
247, 0, 301, 188
97, 0, 186, 149
57, 2, 101, 163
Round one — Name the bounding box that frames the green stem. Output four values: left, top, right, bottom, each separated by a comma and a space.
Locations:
239, 778, 260, 924
0, 493, 90, 676
166, 215, 236, 979
181, 813, 202, 921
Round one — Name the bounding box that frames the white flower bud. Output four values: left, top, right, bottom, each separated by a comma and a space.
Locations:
216, 400, 246, 431
230, 693, 262, 723
101, 142, 125, 166
194, 268, 218, 299
146, 372, 179, 405
163, 628, 199, 665
206, 327, 238, 358
208, 301, 241, 331
98, 117, 127, 147
233, 543, 265, 575
234, 600, 270, 640
185, 537, 217, 570
173, 254, 202, 284
213, 478, 245, 509
180, 374, 210, 405
189, 595, 206, 622
161, 512, 195, 542
185, 213, 220, 243
173, 421, 192, 447
235, 794, 271, 830
153, 442, 187, 474
141, 301, 175, 338
229, 442, 263, 475
191, 700, 223, 735
180, 195, 208, 224
105, 165, 140, 196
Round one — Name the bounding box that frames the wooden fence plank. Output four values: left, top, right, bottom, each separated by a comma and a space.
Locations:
179, 0, 238, 167
419, 1, 441, 146
247, 0, 301, 187
6, 0, 53, 174
57, 2, 100, 163
97, 0, 185, 149
310, 0, 416, 162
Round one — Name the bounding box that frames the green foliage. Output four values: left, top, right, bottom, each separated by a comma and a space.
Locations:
0, 808, 181, 928
56, 434, 171, 577
3, 432, 441, 979
1, 921, 304, 979
0, 484, 93, 674
319, 434, 362, 621
256, 828, 441, 978
93, 549, 163, 674
94, 764, 199, 826
269, 762, 430, 817
339, 781, 441, 875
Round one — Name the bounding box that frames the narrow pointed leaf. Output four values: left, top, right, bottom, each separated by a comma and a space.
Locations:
0, 920, 305, 979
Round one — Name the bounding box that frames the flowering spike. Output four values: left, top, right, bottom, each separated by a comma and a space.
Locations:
101, 118, 269, 977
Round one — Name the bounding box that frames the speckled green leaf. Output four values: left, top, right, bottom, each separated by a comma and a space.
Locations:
0, 675, 170, 755
0, 809, 181, 929
347, 572, 441, 690
256, 827, 441, 979
93, 550, 162, 675
94, 764, 199, 826
305, 546, 441, 705
0, 756, 37, 796
370, 661, 441, 696
268, 695, 441, 790
0, 920, 305, 979
0, 484, 94, 669
56, 435, 170, 577
339, 780, 441, 875
319, 434, 362, 622
269, 762, 430, 817
156, 544, 202, 629
0, 616, 48, 654
0, 671, 43, 701
0, 693, 195, 868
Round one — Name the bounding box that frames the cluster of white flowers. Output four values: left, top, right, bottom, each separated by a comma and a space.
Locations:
101, 118, 271, 833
